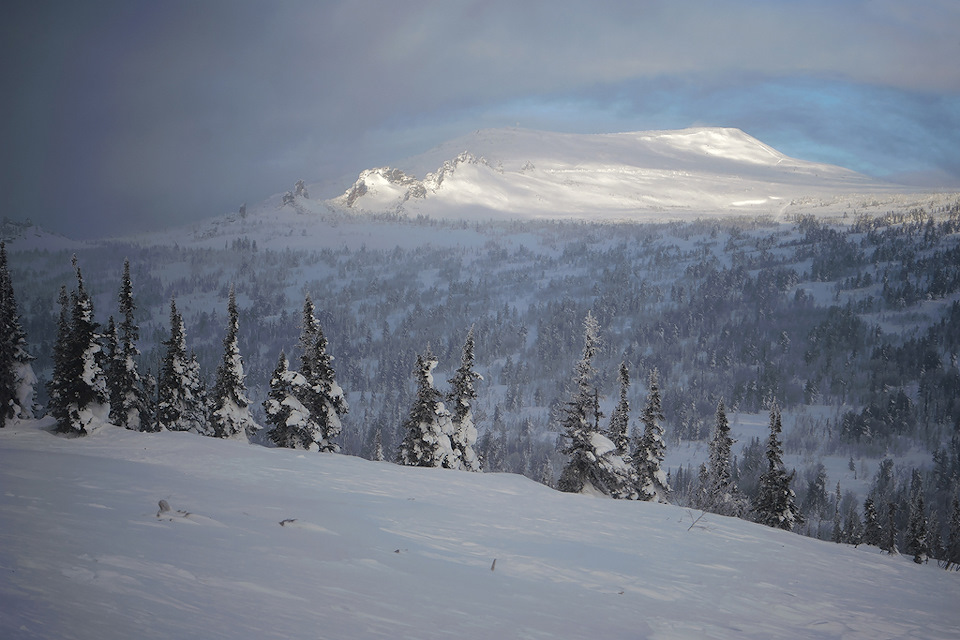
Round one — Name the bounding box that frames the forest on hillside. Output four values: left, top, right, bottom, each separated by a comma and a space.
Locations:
4, 201, 960, 559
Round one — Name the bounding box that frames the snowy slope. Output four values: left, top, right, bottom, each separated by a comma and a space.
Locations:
330, 127, 918, 221
2, 420, 958, 640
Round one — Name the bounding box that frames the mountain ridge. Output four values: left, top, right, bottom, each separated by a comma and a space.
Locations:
329, 126, 906, 221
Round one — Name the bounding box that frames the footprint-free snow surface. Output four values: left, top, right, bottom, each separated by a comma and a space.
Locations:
2, 420, 958, 639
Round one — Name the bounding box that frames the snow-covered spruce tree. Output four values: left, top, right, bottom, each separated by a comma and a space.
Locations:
607, 362, 630, 456
831, 482, 844, 543
104, 316, 121, 419
157, 298, 208, 434
844, 505, 864, 546
264, 350, 312, 448
108, 259, 148, 430
557, 312, 636, 499
373, 427, 385, 462
0, 241, 35, 427
632, 368, 670, 502
906, 469, 929, 564
47, 287, 71, 431
882, 502, 898, 554
700, 399, 745, 516
946, 498, 960, 571
294, 294, 347, 452
753, 404, 801, 530
209, 287, 260, 440
862, 497, 882, 547
445, 327, 482, 471
47, 257, 109, 435
398, 348, 455, 467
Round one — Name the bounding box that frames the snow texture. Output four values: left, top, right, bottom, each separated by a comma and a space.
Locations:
1, 421, 958, 640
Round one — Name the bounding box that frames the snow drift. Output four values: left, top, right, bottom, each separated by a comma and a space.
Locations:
1, 420, 957, 639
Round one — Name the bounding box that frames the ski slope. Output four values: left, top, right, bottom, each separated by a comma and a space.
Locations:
2, 420, 958, 639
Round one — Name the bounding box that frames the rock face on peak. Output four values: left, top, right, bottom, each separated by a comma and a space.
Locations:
330, 127, 906, 221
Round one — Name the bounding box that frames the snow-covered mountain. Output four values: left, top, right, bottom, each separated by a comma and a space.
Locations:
2, 419, 957, 640
330, 127, 910, 221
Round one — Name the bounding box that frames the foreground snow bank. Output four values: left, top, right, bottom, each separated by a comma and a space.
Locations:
1, 420, 957, 639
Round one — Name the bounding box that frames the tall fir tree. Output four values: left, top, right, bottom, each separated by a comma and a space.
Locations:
47, 257, 109, 434
209, 287, 260, 440
264, 350, 312, 448
632, 368, 670, 502
398, 348, 455, 467
946, 498, 960, 571
701, 399, 745, 516
883, 502, 898, 554
157, 298, 208, 434
607, 362, 630, 456
373, 427, 385, 462
0, 241, 35, 427
104, 316, 121, 421
862, 497, 882, 547
753, 403, 802, 530
446, 327, 482, 471
906, 469, 929, 564
843, 504, 864, 546
831, 482, 844, 543
294, 295, 347, 452
108, 259, 147, 430
47, 286, 71, 432
557, 312, 636, 499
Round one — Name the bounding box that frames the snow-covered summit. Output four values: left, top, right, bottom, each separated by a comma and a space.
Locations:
331, 127, 906, 221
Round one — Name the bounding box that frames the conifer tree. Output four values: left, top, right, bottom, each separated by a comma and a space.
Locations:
832, 482, 844, 543
701, 399, 745, 516
802, 464, 830, 537
108, 259, 147, 430
47, 257, 109, 434
844, 505, 864, 546
607, 362, 630, 456
0, 241, 35, 427
632, 368, 670, 502
398, 348, 455, 467
906, 469, 929, 564
209, 287, 260, 440
141, 369, 158, 433
753, 403, 801, 530
104, 316, 121, 420
946, 498, 960, 571
294, 294, 347, 452
863, 497, 882, 547
373, 427, 385, 462
47, 286, 71, 432
264, 350, 311, 448
883, 502, 898, 554
446, 327, 482, 471
157, 298, 208, 434
557, 312, 636, 499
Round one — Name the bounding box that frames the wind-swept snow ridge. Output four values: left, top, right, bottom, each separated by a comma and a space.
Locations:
332, 127, 905, 221
2, 421, 958, 639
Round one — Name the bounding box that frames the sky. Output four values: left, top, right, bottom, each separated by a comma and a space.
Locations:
2, 1, 959, 239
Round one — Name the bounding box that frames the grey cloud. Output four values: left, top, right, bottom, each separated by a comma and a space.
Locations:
1, 0, 957, 237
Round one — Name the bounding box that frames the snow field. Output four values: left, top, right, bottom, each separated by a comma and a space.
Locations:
2, 420, 958, 640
